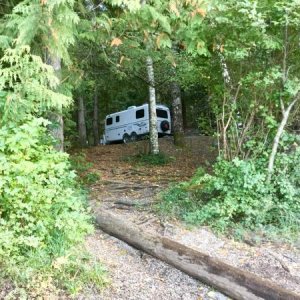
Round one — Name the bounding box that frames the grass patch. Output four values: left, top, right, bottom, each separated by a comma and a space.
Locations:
1, 247, 109, 298
124, 152, 175, 166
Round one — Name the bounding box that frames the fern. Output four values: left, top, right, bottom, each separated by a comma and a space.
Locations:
3, 0, 79, 64
0, 46, 71, 123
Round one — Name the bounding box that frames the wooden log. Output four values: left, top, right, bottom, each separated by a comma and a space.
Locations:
94, 208, 300, 300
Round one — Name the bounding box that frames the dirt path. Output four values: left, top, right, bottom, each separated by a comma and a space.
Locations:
81, 137, 300, 299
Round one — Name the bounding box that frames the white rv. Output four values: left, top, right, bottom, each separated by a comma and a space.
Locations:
103, 104, 171, 144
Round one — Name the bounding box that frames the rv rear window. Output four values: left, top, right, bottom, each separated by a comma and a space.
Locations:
106, 117, 113, 126
156, 109, 168, 119
116, 116, 120, 122
136, 109, 145, 119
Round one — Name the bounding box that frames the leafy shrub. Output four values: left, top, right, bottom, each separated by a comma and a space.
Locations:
0, 118, 107, 295
0, 118, 93, 258
159, 150, 300, 240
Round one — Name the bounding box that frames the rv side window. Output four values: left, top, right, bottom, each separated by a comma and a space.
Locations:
136, 109, 145, 119
106, 117, 113, 126
156, 109, 168, 119
116, 116, 120, 122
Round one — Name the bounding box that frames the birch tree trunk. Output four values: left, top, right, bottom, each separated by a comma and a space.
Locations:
171, 81, 184, 147
267, 96, 299, 181
93, 89, 100, 146
146, 56, 159, 154
78, 96, 87, 147
47, 55, 64, 152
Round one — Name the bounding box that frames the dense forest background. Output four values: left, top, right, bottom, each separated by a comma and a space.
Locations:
0, 0, 300, 297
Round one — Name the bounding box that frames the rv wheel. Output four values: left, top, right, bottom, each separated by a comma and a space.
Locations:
123, 133, 130, 144
130, 132, 137, 142
161, 120, 170, 132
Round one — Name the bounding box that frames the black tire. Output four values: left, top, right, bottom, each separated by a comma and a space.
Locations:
123, 133, 130, 144
160, 120, 170, 132
130, 132, 138, 142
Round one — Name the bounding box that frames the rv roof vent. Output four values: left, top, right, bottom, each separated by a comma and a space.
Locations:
127, 106, 136, 109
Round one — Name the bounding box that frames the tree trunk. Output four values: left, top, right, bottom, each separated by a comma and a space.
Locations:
47, 55, 64, 152
146, 56, 159, 154
95, 209, 300, 300
181, 91, 187, 129
171, 81, 184, 147
78, 96, 87, 147
93, 89, 100, 146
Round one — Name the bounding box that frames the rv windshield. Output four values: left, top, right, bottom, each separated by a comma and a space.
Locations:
156, 109, 168, 119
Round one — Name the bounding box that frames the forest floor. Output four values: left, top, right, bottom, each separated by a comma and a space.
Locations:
78, 136, 300, 300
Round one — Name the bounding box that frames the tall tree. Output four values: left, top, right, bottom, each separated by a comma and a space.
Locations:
78, 96, 88, 147
46, 55, 64, 151
146, 56, 159, 154
170, 80, 184, 146
93, 87, 100, 146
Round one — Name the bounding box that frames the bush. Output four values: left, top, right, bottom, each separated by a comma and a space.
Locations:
0, 118, 107, 296
159, 150, 300, 240
0, 118, 93, 258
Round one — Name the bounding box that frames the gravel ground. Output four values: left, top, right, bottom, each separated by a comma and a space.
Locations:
78, 230, 229, 300
91, 205, 300, 296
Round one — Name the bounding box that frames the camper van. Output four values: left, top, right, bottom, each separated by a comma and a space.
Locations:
103, 104, 171, 144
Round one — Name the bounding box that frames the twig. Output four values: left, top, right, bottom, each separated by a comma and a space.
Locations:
114, 199, 153, 207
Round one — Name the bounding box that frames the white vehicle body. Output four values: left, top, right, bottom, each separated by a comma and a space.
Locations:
103, 104, 171, 144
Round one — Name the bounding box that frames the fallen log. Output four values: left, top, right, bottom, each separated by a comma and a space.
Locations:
95, 208, 300, 300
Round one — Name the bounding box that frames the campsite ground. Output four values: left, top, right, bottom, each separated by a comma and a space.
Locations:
78, 136, 300, 299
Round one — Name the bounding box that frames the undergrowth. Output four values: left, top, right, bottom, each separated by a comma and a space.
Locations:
70, 152, 101, 185
0, 119, 108, 298
124, 152, 175, 166
158, 149, 300, 244
1, 247, 108, 298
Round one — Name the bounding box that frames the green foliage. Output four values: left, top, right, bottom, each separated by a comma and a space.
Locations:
83, 172, 101, 185
0, 46, 71, 123
183, 0, 300, 160
0, 1, 107, 297
70, 153, 101, 185
124, 152, 175, 166
70, 152, 93, 173
50, 249, 108, 295
198, 113, 215, 135
0, 118, 108, 296
159, 145, 300, 241
2, 247, 108, 298
0, 118, 93, 258
4, 0, 79, 63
